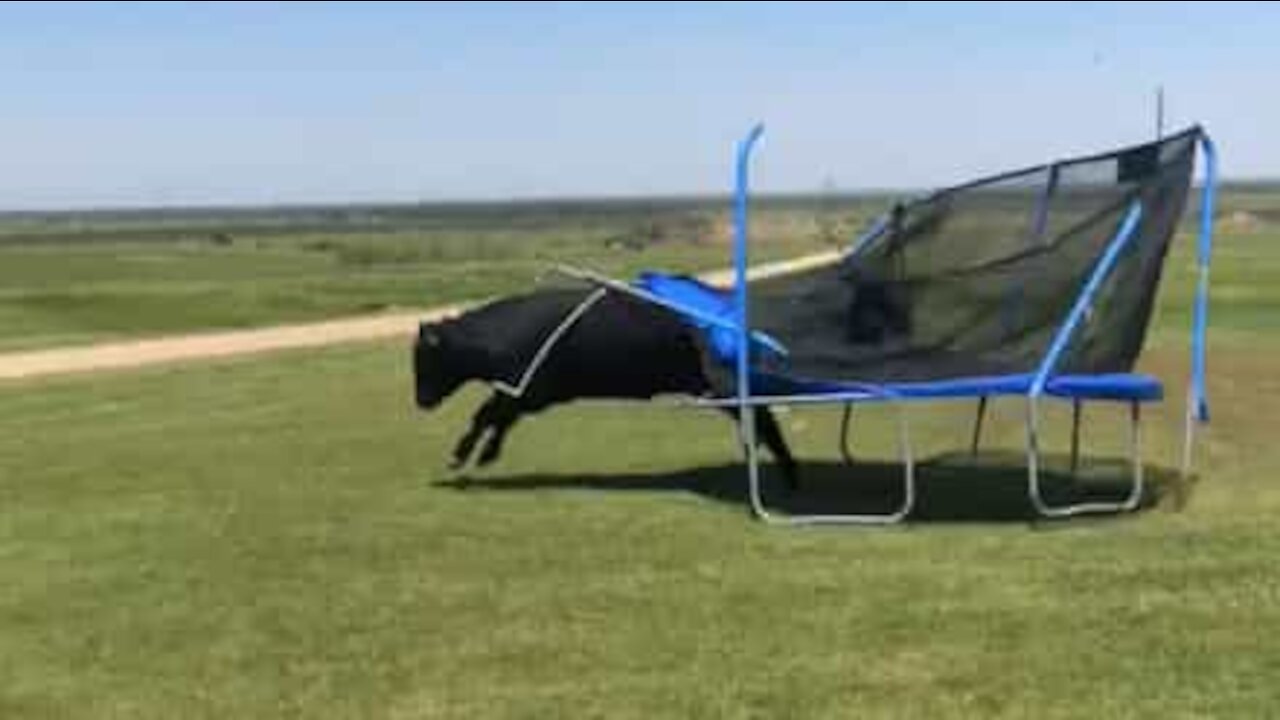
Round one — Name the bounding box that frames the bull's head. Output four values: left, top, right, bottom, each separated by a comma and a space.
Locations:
412, 321, 468, 410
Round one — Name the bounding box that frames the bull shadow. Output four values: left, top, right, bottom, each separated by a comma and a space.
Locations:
437, 450, 1190, 523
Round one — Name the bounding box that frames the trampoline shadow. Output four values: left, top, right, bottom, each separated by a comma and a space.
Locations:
437, 450, 1190, 523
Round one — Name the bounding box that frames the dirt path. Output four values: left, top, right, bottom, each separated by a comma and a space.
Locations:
0, 251, 840, 382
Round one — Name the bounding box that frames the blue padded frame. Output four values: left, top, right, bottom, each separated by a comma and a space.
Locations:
747, 371, 1163, 403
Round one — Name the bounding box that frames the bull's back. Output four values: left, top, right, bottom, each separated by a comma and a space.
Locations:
536, 292, 709, 400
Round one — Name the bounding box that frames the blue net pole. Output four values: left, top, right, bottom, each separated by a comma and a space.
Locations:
733, 124, 765, 404
1192, 134, 1217, 422
1031, 200, 1144, 397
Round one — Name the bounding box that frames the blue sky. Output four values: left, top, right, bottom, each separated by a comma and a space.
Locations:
0, 1, 1274, 209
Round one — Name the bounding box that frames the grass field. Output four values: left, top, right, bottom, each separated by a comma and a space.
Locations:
0, 198, 864, 352
2, 198, 1279, 717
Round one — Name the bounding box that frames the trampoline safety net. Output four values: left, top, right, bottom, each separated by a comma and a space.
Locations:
727, 126, 1201, 387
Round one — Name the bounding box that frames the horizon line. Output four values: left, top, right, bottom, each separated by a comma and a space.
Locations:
3, 176, 1278, 217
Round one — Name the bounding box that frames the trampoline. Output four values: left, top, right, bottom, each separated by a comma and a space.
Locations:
562, 123, 1217, 524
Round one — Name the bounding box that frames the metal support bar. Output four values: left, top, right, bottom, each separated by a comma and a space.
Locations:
744, 398, 917, 526
839, 403, 856, 465
1026, 398, 1144, 518
692, 386, 897, 408
1181, 385, 1197, 481
732, 123, 768, 522
970, 396, 988, 457
729, 124, 913, 524
1069, 399, 1082, 475
1028, 164, 1061, 245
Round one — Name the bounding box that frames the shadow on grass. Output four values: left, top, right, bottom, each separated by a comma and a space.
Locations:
439, 450, 1192, 523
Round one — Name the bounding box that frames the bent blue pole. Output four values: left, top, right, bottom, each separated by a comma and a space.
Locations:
1030, 199, 1144, 398
734, 124, 766, 405
732, 123, 770, 520
1192, 134, 1217, 423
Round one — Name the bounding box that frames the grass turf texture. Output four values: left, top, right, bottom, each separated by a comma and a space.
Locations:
2, 217, 1280, 717
0, 201, 855, 352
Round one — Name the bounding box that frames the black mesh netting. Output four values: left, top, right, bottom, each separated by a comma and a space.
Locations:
730, 126, 1201, 387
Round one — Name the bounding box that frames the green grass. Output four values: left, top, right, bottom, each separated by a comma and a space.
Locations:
0, 201, 856, 352
2, 337, 1279, 718
1, 187, 1271, 353
2, 214, 1280, 716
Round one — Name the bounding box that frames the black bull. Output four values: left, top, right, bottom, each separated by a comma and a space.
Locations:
412, 286, 798, 485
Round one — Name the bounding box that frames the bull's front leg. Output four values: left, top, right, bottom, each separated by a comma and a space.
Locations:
450, 392, 507, 469
475, 397, 525, 467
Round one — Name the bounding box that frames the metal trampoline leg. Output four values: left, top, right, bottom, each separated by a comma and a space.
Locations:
970, 396, 988, 457
1069, 399, 1082, 475
1026, 397, 1144, 518
744, 401, 915, 525
1180, 388, 1197, 480
839, 403, 856, 465
1131, 402, 1145, 508
740, 403, 771, 521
